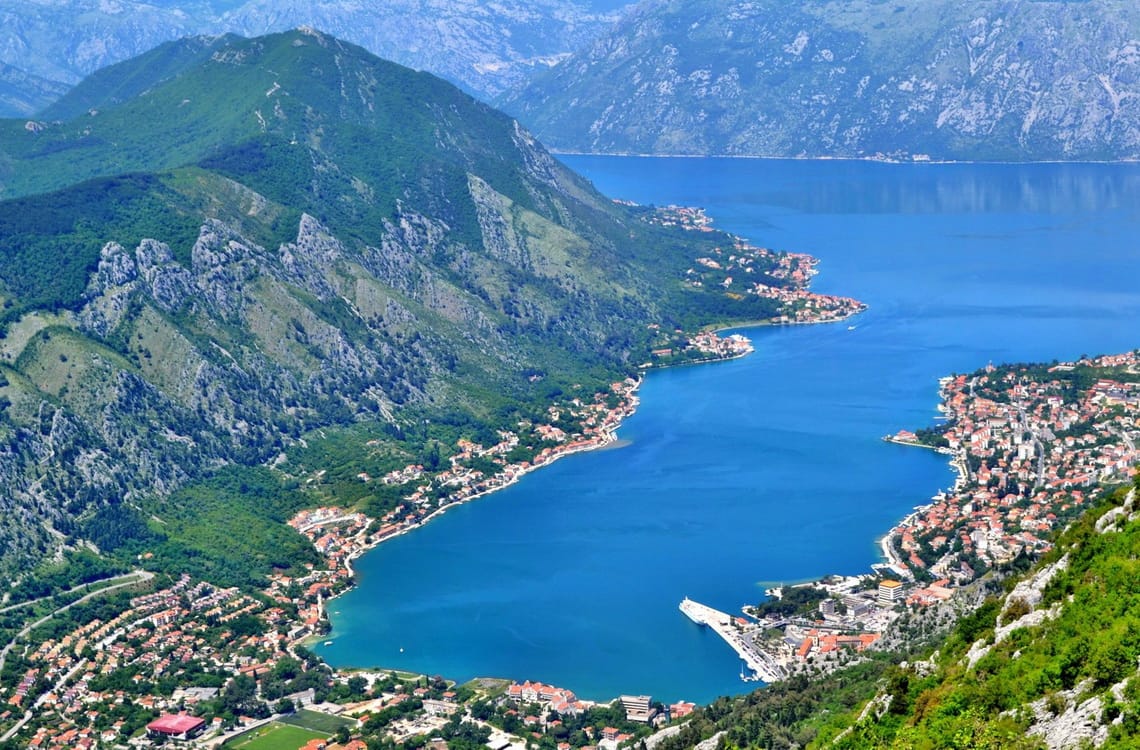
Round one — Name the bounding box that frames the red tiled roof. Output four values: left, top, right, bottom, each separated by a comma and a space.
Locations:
147, 715, 205, 735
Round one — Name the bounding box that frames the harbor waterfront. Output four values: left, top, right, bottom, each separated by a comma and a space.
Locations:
678, 598, 786, 683
317, 158, 1140, 705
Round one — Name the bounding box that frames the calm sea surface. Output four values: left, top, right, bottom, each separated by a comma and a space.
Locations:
316, 158, 1140, 704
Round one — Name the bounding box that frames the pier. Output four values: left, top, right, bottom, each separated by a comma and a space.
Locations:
679, 598, 787, 683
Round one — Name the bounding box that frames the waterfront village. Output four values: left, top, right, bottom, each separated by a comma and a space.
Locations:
880, 349, 1140, 584
0, 366, 721, 750
7, 347, 1137, 749
1, 204, 1135, 748
649, 205, 866, 327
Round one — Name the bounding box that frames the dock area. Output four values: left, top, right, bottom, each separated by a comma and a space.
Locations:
679, 598, 787, 683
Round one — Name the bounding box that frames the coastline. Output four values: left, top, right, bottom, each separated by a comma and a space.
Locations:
300, 312, 893, 692
289, 224, 872, 692
646, 347, 754, 371
706, 305, 866, 335
313, 310, 866, 605
880, 435, 953, 454
308, 380, 643, 619
555, 150, 1140, 167
875, 507, 928, 582
875, 378, 966, 578
299, 307, 874, 689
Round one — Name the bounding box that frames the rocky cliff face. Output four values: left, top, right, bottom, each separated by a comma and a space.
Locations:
0, 198, 593, 575
223, 0, 624, 99
501, 0, 1140, 161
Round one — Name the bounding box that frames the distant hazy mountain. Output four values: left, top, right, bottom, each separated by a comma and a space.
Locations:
223, 0, 626, 98
501, 0, 1140, 161
0, 0, 626, 115
0, 61, 69, 116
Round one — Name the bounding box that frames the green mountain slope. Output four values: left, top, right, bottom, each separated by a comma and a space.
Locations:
0, 30, 795, 579
501, 0, 1140, 161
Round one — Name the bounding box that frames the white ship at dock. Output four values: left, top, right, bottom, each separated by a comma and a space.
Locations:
679, 597, 787, 683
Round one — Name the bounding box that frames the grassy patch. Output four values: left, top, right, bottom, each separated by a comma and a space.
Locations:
463, 677, 511, 698
223, 722, 325, 750
280, 709, 356, 734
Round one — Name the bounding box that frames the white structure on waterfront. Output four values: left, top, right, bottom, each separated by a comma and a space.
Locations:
679, 598, 786, 683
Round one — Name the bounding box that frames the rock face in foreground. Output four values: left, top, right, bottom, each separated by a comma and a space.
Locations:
501, 0, 1140, 161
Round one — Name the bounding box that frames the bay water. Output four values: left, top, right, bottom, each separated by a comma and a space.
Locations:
315, 158, 1140, 705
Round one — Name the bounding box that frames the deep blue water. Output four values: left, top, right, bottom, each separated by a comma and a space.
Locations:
316, 158, 1140, 705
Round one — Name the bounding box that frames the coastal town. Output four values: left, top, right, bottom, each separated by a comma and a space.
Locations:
0, 366, 713, 750
0, 556, 683, 749
880, 350, 1140, 584
680, 350, 1140, 684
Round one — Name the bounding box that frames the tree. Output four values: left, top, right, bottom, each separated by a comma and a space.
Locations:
347, 675, 369, 698
221, 674, 269, 718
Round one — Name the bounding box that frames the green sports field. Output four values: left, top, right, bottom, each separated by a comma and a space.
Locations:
280, 709, 356, 734
223, 722, 325, 750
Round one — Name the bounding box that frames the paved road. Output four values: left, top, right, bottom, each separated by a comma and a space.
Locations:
0, 570, 155, 616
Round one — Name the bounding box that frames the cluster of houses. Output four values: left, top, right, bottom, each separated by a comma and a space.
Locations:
748, 284, 866, 324
790, 629, 880, 661
500, 682, 695, 750
885, 351, 1140, 583
646, 204, 715, 233
646, 203, 866, 326
284, 381, 646, 620
647, 327, 755, 364
2, 574, 300, 748
688, 331, 754, 359
505, 681, 591, 717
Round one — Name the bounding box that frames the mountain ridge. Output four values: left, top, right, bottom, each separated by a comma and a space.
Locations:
0, 29, 800, 579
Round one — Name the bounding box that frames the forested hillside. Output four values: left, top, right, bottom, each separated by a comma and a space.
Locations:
0, 30, 796, 582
